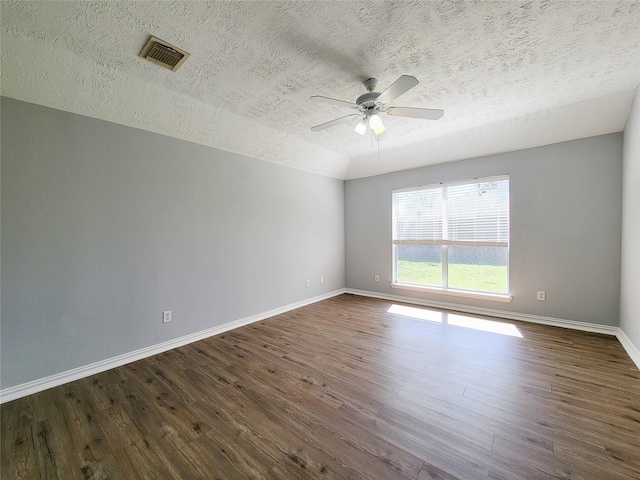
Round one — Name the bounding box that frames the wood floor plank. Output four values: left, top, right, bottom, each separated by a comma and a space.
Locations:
77, 453, 129, 480
334, 401, 495, 479
0, 401, 38, 480
307, 424, 419, 480
31, 415, 78, 479
2, 294, 639, 479
417, 461, 460, 480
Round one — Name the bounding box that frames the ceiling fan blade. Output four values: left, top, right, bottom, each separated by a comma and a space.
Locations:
376, 75, 419, 105
310, 95, 359, 109
311, 114, 360, 132
386, 106, 444, 120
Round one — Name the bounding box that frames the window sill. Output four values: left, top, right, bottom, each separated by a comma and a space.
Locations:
390, 283, 512, 303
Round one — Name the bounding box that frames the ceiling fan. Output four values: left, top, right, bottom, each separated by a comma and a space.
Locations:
310, 75, 443, 136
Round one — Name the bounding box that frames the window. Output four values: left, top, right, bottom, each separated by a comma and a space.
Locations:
392, 176, 509, 296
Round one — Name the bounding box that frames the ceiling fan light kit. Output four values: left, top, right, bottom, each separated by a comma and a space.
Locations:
373, 123, 386, 136
310, 75, 444, 137
368, 112, 383, 129
355, 117, 368, 135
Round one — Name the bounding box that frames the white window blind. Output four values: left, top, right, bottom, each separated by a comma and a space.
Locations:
393, 176, 509, 247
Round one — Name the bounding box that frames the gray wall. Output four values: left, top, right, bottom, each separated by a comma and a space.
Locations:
620, 86, 640, 350
1, 97, 345, 389
345, 134, 623, 326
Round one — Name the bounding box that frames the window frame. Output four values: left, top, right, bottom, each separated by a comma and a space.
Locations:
391, 175, 512, 303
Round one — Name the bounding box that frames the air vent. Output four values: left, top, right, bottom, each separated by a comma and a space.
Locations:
139, 36, 189, 72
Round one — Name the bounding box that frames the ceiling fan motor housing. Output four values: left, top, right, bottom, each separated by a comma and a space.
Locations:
356, 92, 384, 114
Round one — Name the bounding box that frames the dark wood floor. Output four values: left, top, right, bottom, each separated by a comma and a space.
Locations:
2, 294, 639, 479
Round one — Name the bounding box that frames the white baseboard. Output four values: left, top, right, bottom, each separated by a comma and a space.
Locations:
617, 329, 640, 370
0, 289, 346, 404
345, 288, 619, 336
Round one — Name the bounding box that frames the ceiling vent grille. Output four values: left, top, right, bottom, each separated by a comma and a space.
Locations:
139, 36, 189, 72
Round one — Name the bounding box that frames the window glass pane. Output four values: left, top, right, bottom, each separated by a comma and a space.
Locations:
396, 245, 442, 287
447, 246, 508, 293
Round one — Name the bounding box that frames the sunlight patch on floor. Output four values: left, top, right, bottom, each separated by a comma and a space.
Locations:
387, 304, 523, 338
448, 313, 522, 338
387, 304, 443, 323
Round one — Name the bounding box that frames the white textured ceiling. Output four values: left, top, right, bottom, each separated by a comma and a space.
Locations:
1, 1, 639, 179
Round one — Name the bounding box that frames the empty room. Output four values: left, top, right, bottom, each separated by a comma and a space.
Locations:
1, 1, 639, 479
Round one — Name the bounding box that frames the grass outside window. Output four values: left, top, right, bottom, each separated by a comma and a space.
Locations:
396, 260, 508, 294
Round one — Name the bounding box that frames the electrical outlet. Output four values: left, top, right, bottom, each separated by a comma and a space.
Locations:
320, 276, 324, 284
537, 291, 546, 301
162, 310, 172, 323
306, 279, 310, 288
375, 275, 380, 282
